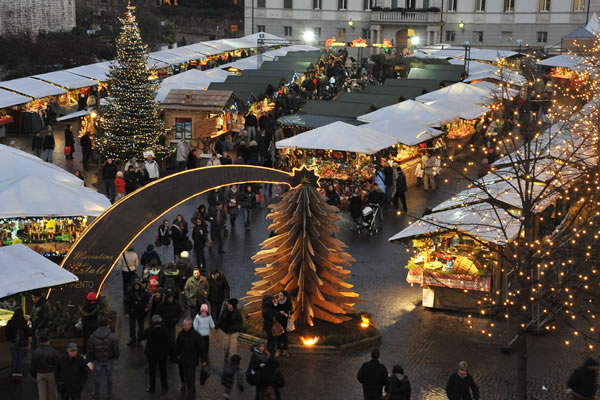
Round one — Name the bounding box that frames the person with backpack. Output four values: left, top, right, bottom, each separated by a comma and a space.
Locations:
5, 308, 32, 379
81, 292, 99, 357
222, 354, 245, 400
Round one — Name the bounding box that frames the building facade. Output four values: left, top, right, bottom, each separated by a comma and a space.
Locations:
0, 0, 76, 35
245, 0, 600, 51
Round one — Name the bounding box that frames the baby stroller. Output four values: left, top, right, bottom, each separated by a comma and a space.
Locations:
356, 203, 380, 236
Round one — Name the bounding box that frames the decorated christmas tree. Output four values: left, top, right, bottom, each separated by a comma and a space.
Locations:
244, 183, 360, 326
96, 4, 172, 161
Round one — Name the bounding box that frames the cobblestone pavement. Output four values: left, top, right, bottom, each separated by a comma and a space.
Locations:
1, 134, 590, 400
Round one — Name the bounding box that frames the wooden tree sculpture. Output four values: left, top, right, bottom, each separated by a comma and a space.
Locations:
243, 183, 360, 326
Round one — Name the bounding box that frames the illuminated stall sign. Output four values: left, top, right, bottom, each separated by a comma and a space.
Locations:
372, 39, 394, 49
350, 37, 368, 48
326, 37, 393, 49
325, 37, 347, 47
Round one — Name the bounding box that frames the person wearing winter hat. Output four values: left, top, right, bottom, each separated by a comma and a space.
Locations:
193, 304, 215, 367
114, 171, 126, 202
567, 358, 599, 400
446, 361, 479, 400
56, 342, 88, 400
81, 292, 99, 356
217, 298, 242, 362
140, 315, 170, 393
385, 365, 411, 400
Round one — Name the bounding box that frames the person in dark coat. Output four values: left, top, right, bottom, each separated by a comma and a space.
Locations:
208, 270, 230, 320
357, 349, 389, 400
42, 131, 55, 163
87, 319, 119, 398
445, 361, 480, 400
31, 292, 49, 349
80, 132, 92, 170
239, 184, 255, 231
392, 167, 408, 212
187, 148, 198, 170
257, 357, 285, 400
274, 291, 292, 357
217, 298, 243, 362
81, 292, 99, 356
124, 165, 138, 194
140, 315, 170, 393
261, 295, 277, 357
171, 215, 189, 262
102, 159, 118, 202
158, 292, 183, 362
567, 358, 598, 400
56, 343, 88, 400
325, 184, 340, 206
140, 244, 162, 272
248, 339, 269, 399
30, 334, 60, 400
221, 354, 245, 400
32, 131, 43, 158
175, 318, 203, 400
5, 308, 32, 378
192, 217, 208, 271
385, 365, 411, 400
209, 202, 227, 253
125, 279, 149, 346
157, 220, 171, 263
350, 187, 363, 228
64, 124, 75, 160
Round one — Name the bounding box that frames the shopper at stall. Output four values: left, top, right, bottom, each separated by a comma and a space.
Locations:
64, 124, 75, 160
32, 131, 43, 158
102, 158, 118, 203
368, 183, 386, 229
80, 132, 92, 170
383, 162, 394, 203
42, 131, 55, 163
56, 343, 88, 400
424, 153, 437, 192
445, 361, 480, 400
88, 318, 119, 400
125, 278, 149, 346
140, 315, 170, 393
357, 349, 388, 400
208, 270, 230, 320
393, 167, 408, 213
175, 318, 203, 400
217, 298, 242, 362
5, 308, 32, 379
326, 184, 340, 206
31, 334, 60, 400
81, 292, 99, 357
31, 291, 49, 349
145, 153, 160, 182
116, 246, 139, 298
350, 187, 363, 230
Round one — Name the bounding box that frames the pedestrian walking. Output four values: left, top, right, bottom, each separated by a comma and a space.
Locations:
384, 365, 411, 400
221, 151, 233, 165
125, 278, 149, 346
367, 183, 386, 230
208, 270, 230, 320
140, 315, 170, 393
248, 339, 269, 399
261, 295, 277, 356
245, 111, 258, 141
207, 153, 221, 166
217, 298, 243, 362
115, 246, 139, 298
31, 334, 60, 400
184, 268, 209, 318
257, 358, 285, 400
56, 343, 88, 400
240, 184, 256, 231
193, 304, 216, 368
226, 184, 241, 231
393, 167, 408, 212
567, 358, 598, 400
64, 124, 75, 160
175, 318, 203, 400
157, 220, 171, 263
137, 162, 150, 186
101, 159, 118, 202
88, 319, 119, 400
5, 308, 32, 379
192, 217, 208, 270
158, 291, 183, 362
80, 132, 92, 170
140, 244, 161, 275
357, 349, 388, 400
222, 354, 245, 400
31, 291, 49, 349
424, 153, 437, 191
32, 131, 43, 158
81, 292, 99, 357
114, 171, 126, 202
209, 201, 227, 253
147, 287, 165, 320
145, 153, 160, 182
176, 139, 191, 171
176, 251, 194, 298
171, 216, 189, 262
275, 291, 292, 357
187, 148, 198, 169
445, 361, 480, 400
208, 188, 225, 207
43, 131, 55, 162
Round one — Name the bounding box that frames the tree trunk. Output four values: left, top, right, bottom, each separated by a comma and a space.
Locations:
517, 328, 528, 399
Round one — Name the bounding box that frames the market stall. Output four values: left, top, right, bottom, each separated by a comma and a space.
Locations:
156, 68, 233, 102
358, 99, 458, 125
537, 54, 587, 90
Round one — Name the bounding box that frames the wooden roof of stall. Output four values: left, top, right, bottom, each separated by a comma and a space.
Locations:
161, 89, 235, 112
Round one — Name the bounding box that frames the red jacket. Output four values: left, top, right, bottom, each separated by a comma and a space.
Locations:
114, 177, 126, 194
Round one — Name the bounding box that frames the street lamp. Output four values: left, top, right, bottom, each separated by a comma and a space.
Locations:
411, 36, 420, 48
458, 21, 465, 31
303, 30, 315, 43
348, 19, 354, 27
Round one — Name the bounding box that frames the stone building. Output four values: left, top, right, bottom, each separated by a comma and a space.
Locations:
0, 0, 76, 35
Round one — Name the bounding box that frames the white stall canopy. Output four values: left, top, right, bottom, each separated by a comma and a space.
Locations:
162, 47, 207, 62
358, 99, 458, 125
156, 68, 233, 102
221, 54, 276, 71
416, 82, 493, 105
276, 121, 398, 154
0, 88, 32, 109
0, 77, 67, 98
33, 71, 98, 90
537, 54, 587, 72
463, 69, 527, 87
204, 38, 253, 52
429, 100, 490, 120
363, 119, 443, 146
183, 42, 224, 57
65, 61, 111, 82
242, 32, 290, 45
148, 50, 189, 66
0, 244, 78, 298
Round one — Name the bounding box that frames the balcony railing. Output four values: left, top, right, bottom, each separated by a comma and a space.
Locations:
371, 10, 440, 23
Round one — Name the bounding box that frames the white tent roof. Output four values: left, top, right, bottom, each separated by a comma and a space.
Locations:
0, 244, 78, 298
537, 54, 586, 71
470, 49, 519, 62
362, 119, 443, 145
416, 82, 493, 105
0, 144, 84, 187
242, 32, 290, 45
470, 80, 520, 98
162, 47, 207, 62
276, 121, 399, 154
148, 50, 189, 65
0, 88, 32, 109
463, 69, 527, 87
357, 99, 459, 125
183, 42, 224, 56
388, 203, 521, 245
0, 175, 111, 218
0, 77, 67, 98
156, 68, 233, 102
447, 58, 497, 75
65, 62, 111, 82
265, 45, 319, 57
585, 12, 600, 35
33, 71, 98, 90
146, 58, 170, 70
204, 38, 254, 52
221, 54, 276, 71
428, 100, 490, 120
56, 109, 93, 122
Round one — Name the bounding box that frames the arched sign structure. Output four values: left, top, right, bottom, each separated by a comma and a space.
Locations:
49, 165, 319, 304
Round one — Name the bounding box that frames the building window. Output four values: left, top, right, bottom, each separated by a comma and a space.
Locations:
257, 0, 265, 7
337, 27, 347, 39
504, 0, 514, 12
338, 0, 347, 10
446, 31, 456, 42
501, 31, 512, 42
537, 31, 548, 43
313, 27, 321, 37
362, 28, 371, 39
473, 31, 483, 42
423, 0, 430, 8
574, 0, 585, 11
284, 26, 292, 36
448, 0, 457, 11
257, 25, 266, 32
364, 0, 373, 10
313, 0, 321, 9
539, 0, 550, 11
284, 0, 292, 8
175, 118, 192, 140
405, 0, 415, 8
475, 0, 485, 11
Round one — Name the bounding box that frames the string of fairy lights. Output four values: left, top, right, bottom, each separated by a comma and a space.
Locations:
399, 38, 600, 347
96, 4, 173, 162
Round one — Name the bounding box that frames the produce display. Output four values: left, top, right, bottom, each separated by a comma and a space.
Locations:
1, 217, 88, 245
550, 67, 576, 80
